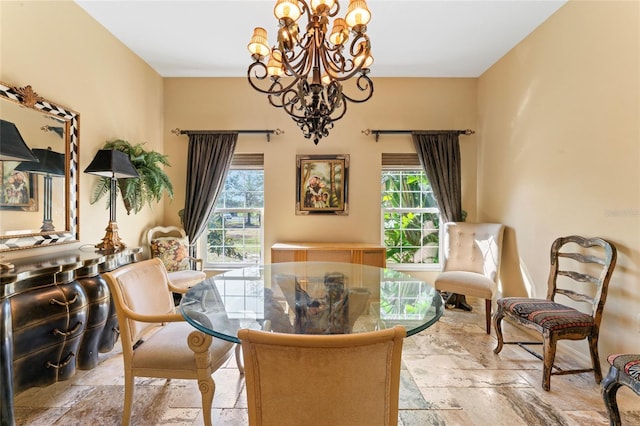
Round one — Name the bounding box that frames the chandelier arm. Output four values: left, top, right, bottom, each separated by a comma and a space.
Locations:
330, 33, 371, 81
280, 87, 308, 120
340, 73, 374, 104
322, 1, 340, 17
248, 61, 302, 95
281, 47, 313, 82
297, 0, 312, 16
348, 32, 370, 57
322, 31, 370, 78
321, 51, 350, 79
266, 81, 287, 108
330, 96, 347, 121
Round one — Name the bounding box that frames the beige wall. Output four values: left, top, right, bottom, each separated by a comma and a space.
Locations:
2, 0, 638, 363
164, 77, 478, 281
1, 0, 165, 261
478, 0, 640, 359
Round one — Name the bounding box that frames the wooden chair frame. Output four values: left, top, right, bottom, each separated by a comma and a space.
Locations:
602, 354, 640, 425
493, 235, 617, 391
103, 258, 235, 426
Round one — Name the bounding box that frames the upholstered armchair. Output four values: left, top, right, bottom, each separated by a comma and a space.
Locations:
147, 225, 206, 293
102, 258, 235, 426
434, 222, 505, 334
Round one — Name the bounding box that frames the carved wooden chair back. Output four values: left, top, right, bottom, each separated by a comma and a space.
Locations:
493, 235, 617, 391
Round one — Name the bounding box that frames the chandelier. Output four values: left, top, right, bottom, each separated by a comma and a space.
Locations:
247, 0, 374, 145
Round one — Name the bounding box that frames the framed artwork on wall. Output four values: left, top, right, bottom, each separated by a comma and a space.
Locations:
296, 154, 349, 215
0, 162, 37, 211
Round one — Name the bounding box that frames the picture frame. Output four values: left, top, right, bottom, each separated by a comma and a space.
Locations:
296, 154, 349, 215
0, 161, 38, 211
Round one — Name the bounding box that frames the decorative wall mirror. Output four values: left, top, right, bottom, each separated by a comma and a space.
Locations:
0, 81, 79, 251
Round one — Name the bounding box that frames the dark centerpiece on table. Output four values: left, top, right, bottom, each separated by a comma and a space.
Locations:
294, 272, 369, 334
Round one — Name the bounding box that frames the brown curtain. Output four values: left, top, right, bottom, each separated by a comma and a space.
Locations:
412, 131, 463, 223
182, 132, 237, 256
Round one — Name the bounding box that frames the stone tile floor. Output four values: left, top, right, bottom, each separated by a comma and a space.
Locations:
13, 296, 640, 425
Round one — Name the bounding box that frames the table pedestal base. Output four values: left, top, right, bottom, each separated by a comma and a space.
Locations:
444, 293, 473, 311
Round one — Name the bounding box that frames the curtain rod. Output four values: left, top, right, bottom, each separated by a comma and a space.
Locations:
171, 128, 284, 142
362, 128, 475, 142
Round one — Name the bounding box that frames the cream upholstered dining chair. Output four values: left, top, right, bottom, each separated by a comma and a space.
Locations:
102, 258, 235, 426
146, 225, 206, 293
434, 222, 505, 334
493, 235, 617, 391
238, 325, 406, 426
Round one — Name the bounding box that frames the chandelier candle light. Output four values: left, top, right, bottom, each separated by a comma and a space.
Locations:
247, 0, 374, 145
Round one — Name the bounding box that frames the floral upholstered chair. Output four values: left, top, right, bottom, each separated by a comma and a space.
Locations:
602, 353, 640, 425
146, 226, 206, 293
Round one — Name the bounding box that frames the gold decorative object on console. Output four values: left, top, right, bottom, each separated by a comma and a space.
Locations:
84, 149, 139, 252
247, 0, 374, 145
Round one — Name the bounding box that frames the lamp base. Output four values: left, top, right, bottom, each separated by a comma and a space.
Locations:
95, 221, 126, 253
40, 220, 55, 232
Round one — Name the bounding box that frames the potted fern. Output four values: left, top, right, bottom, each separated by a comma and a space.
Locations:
90, 139, 173, 214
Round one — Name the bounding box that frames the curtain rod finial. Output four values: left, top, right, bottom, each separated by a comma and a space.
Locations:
361, 129, 371, 136
171, 128, 181, 136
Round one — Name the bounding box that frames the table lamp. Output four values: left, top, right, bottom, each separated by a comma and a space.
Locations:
15, 147, 65, 231
0, 119, 39, 270
84, 149, 139, 252
0, 119, 38, 162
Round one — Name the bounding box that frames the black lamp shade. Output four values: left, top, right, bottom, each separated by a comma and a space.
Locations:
84, 149, 139, 178
0, 119, 39, 162
14, 147, 66, 176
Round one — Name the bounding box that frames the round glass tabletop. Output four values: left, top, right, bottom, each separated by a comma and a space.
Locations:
180, 261, 444, 343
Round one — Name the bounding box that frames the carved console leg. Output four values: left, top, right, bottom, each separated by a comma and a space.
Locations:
77, 274, 110, 370
99, 297, 120, 352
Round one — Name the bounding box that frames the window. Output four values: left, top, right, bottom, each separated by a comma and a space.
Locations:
212, 267, 264, 321
381, 153, 441, 269
201, 154, 264, 268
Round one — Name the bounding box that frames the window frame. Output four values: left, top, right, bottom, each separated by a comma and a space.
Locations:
199, 155, 264, 270
381, 156, 443, 272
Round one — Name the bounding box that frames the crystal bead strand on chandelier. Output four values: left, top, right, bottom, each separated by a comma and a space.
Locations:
247, 0, 374, 145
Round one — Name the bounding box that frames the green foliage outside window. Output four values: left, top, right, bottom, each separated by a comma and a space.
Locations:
382, 171, 440, 265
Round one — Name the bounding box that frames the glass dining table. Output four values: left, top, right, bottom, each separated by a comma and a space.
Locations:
180, 261, 444, 343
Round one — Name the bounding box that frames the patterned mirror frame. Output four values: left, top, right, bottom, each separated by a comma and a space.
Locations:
0, 81, 79, 251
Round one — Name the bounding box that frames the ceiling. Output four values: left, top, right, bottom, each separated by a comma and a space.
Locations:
75, 0, 567, 78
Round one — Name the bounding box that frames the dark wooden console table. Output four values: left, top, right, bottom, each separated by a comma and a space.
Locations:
0, 248, 141, 426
